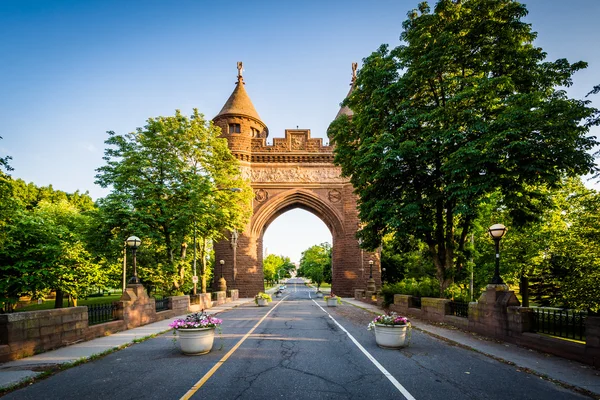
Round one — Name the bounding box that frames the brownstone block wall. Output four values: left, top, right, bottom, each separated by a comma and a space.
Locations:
0, 307, 88, 362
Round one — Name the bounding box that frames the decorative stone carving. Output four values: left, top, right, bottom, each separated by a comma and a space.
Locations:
254, 189, 268, 202
291, 135, 306, 150
328, 189, 342, 203
251, 167, 347, 183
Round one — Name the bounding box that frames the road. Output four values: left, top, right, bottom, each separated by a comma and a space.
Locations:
3, 279, 588, 399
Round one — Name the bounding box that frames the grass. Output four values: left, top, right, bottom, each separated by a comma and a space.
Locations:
14, 294, 123, 312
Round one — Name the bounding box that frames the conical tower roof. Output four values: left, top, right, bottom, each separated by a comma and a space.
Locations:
335, 62, 358, 119
215, 62, 262, 122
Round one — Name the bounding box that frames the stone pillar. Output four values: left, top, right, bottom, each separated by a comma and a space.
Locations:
585, 316, 600, 367
118, 284, 156, 329
468, 284, 520, 339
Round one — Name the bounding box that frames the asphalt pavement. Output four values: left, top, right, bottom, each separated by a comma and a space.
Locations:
0, 282, 598, 399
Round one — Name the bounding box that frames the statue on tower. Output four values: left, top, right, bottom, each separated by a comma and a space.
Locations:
351, 62, 357, 84
237, 61, 244, 83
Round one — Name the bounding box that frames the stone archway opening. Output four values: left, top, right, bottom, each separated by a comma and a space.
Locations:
262, 208, 332, 283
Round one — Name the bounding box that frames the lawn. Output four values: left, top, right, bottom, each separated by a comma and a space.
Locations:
15, 294, 123, 312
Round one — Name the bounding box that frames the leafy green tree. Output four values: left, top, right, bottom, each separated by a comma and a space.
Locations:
297, 243, 331, 290
0, 199, 107, 310
0, 136, 11, 175
263, 254, 295, 284
95, 109, 252, 294
328, 0, 599, 295
478, 179, 600, 311
263, 254, 282, 284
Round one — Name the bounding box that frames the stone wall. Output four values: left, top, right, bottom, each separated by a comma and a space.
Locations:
374, 287, 599, 367
0, 307, 92, 362
0, 286, 209, 362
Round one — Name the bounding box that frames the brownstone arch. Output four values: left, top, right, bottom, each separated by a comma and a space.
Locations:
212, 63, 380, 297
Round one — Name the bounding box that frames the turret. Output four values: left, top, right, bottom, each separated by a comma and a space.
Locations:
213, 62, 268, 161
335, 62, 357, 120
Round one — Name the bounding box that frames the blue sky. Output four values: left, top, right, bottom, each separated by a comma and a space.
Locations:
1, 0, 599, 263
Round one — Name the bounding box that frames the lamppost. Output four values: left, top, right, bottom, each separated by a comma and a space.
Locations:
126, 236, 141, 284
218, 259, 227, 292
231, 229, 238, 283
488, 223, 508, 285
366, 260, 376, 293
359, 238, 364, 279
192, 221, 198, 295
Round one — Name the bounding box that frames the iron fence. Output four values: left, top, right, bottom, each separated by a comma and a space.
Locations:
449, 301, 469, 318
87, 302, 118, 326
155, 298, 169, 312
411, 297, 422, 309
531, 307, 586, 341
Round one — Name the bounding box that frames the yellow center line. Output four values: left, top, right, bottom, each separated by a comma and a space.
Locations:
179, 294, 290, 400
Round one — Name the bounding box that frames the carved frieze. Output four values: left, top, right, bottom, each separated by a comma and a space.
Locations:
250, 166, 347, 183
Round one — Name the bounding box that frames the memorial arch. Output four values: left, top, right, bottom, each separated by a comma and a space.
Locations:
213, 63, 380, 297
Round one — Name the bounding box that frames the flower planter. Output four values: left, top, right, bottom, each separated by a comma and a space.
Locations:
373, 324, 409, 349
177, 327, 215, 355
326, 298, 338, 307
257, 298, 269, 307
316, 292, 324, 298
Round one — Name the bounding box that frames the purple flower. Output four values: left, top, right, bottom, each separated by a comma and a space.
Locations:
170, 311, 223, 330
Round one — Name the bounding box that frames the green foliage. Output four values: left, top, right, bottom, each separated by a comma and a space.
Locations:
254, 292, 272, 304
95, 109, 252, 295
490, 178, 600, 312
328, 0, 599, 297
262, 254, 295, 284
0, 136, 12, 174
380, 277, 441, 306
297, 243, 332, 289
381, 233, 436, 283
0, 184, 109, 311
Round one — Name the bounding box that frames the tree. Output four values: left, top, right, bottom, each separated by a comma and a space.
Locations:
328, 0, 599, 295
484, 178, 600, 312
263, 254, 295, 284
263, 254, 282, 284
0, 198, 106, 310
95, 109, 252, 294
297, 243, 331, 290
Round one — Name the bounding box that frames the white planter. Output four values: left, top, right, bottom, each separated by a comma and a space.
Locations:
326, 298, 338, 307
177, 327, 215, 355
374, 324, 409, 349
257, 298, 269, 307
316, 292, 324, 298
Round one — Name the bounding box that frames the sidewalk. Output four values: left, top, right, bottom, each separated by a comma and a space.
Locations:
342, 298, 600, 397
0, 297, 254, 390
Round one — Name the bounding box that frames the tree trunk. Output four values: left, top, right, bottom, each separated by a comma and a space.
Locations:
520, 276, 529, 307
54, 289, 64, 308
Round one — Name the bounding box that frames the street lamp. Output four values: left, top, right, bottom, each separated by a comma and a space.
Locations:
366, 260, 376, 293
231, 229, 238, 282
126, 236, 141, 284
192, 221, 198, 295
488, 223, 507, 285
218, 259, 227, 292
359, 238, 364, 279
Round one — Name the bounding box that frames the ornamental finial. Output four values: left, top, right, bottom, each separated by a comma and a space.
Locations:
351, 62, 357, 85
237, 61, 244, 84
